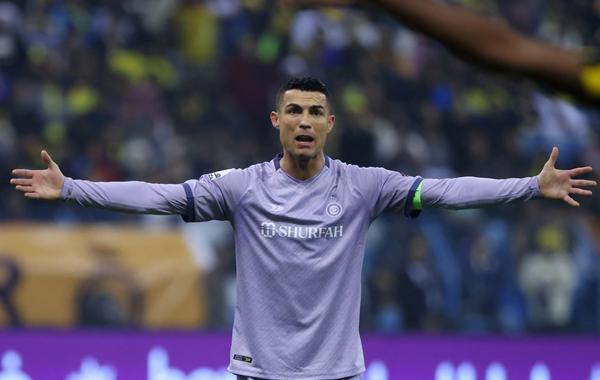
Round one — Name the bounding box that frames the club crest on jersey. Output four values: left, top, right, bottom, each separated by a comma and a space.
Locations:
326, 202, 343, 217
207, 168, 234, 181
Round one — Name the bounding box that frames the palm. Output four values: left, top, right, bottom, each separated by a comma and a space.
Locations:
11, 151, 65, 200
538, 147, 596, 207
30, 168, 63, 198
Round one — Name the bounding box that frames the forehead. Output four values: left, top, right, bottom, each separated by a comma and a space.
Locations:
281, 89, 328, 107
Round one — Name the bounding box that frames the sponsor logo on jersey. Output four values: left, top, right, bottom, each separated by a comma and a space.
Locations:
233, 354, 253, 364
207, 168, 234, 181
326, 202, 342, 217
260, 222, 343, 239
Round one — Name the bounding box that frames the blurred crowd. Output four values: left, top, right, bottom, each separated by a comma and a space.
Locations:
0, 0, 599, 333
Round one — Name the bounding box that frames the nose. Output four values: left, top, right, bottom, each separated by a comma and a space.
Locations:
299, 113, 312, 129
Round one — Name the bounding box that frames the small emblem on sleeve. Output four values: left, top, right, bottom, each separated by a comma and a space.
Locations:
207, 168, 234, 181
233, 354, 253, 364
326, 202, 343, 217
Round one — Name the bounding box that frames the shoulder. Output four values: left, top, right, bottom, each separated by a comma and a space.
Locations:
199, 159, 276, 186
329, 158, 403, 178
329, 158, 364, 174
329, 158, 419, 197
186, 160, 275, 204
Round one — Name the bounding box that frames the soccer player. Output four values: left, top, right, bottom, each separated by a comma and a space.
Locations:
10, 77, 596, 379
283, 0, 600, 104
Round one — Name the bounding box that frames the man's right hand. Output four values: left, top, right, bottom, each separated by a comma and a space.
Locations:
10, 150, 65, 200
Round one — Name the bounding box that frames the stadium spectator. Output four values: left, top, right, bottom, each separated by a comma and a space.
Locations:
518, 223, 577, 331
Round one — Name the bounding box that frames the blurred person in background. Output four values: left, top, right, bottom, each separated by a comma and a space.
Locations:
518, 223, 576, 331
10, 76, 596, 379
283, 0, 600, 105
76, 245, 144, 328
397, 233, 444, 331
461, 234, 504, 332
0, 255, 21, 327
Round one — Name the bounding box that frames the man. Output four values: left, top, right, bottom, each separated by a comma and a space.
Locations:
283, 0, 600, 105
10, 77, 596, 379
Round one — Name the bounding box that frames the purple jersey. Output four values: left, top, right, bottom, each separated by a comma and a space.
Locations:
61, 154, 540, 379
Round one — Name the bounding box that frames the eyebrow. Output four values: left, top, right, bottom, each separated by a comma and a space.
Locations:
285, 104, 326, 111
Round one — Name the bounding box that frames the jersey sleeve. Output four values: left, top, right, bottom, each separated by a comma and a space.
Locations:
420, 176, 540, 209
181, 168, 251, 222
61, 178, 189, 215
349, 165, 422, 220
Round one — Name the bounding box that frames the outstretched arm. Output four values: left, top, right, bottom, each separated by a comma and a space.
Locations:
284, 0, 598, 103
10, 151, 188, 215
420, 148, 596, 210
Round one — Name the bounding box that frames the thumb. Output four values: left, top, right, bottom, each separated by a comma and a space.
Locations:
546, 147, 559, 168
41, 150, 55, 168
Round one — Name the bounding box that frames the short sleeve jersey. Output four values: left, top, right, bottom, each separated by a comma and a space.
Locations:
183, 155, 420, 380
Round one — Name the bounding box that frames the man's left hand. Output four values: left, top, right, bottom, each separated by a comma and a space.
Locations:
538, 147, 597, 206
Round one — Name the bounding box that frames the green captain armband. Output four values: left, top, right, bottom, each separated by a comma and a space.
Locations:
404, 178, 423, 218
412, 181, 423, 211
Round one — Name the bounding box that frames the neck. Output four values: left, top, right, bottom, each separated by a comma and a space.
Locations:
280, 151, 326, 180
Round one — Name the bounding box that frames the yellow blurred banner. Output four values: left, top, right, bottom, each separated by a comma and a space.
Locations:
0, 224, 205, 328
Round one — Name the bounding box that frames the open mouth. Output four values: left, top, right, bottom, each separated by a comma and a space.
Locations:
295, 135, 315, 143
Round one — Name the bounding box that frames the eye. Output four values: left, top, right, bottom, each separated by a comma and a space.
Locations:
286, 105, 302, 114
310, 107, 325, 116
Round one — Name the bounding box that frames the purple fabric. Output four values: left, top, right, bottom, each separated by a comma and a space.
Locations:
61, 177, 189, 215
60, 158, 541, 379
422, 176, 540, 209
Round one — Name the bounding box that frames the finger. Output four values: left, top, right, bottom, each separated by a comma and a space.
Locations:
569, 166, 593, 176
24, 192, 40, 199
10, 178, 33, 186
571, 179, 597, 187
546, 147, 559, 167
11, 169, 34, 178
15, 185, 35, 193
570, 187, 593, 196
41, 150, 54, 167
563, 194, 580, 207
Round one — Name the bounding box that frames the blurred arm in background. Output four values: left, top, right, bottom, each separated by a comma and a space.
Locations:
283, 0, 600, 104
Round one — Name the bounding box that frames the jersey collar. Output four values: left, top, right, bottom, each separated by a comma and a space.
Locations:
273, 153, 331, 170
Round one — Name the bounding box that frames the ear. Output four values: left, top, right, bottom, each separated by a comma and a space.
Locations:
327, 114, 335, 133
270, 111, 279, 130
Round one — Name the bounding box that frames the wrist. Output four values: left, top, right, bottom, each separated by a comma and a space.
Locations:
60, 177, 73, 200
533, 175, 543, 198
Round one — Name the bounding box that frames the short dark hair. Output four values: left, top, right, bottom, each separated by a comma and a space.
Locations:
276, 77, 330, 110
